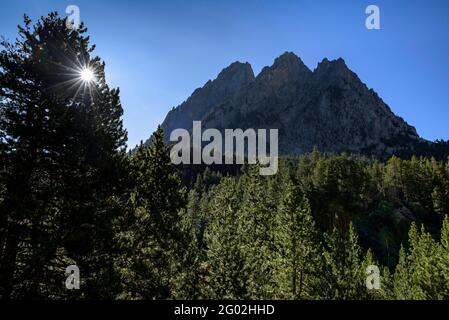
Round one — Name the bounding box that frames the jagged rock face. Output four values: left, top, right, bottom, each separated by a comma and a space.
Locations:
156, 52, 422, 157
160, 61, 255, 139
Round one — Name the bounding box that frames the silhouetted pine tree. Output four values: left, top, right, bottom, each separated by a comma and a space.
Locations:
116, 127, 198, 299
0, 13, 128, 299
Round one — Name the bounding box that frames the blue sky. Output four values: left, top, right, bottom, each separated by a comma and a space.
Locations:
1, 0, 448, 148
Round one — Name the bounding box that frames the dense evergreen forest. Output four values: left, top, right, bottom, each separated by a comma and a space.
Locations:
1, 13, 448, 300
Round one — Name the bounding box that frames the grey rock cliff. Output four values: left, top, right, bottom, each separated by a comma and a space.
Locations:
159, 61, 254, 140
152, 52, 424, 157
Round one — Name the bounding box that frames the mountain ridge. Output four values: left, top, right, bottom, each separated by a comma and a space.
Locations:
146, 52, 446, 159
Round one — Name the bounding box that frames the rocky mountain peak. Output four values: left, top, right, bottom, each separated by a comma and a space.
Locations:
158, 61, 255, 140
151, 52, 428, 158
256, 51, 312, 88
215, 61, 255, 90
313, 57, 355, 82
273, 51, 306, 68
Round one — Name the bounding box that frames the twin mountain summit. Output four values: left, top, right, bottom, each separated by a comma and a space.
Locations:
144, 52, 448, 160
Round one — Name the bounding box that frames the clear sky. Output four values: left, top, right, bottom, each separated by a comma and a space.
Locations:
1, 0, 448, 148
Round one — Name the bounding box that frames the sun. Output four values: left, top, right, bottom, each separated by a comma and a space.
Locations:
80, 68, 95, 82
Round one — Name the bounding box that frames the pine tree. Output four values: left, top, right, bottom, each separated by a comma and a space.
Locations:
237, 164, 277, 299
392, 220, 449, 300
0, 13, 127, 299
117, 127, 198, 299
187, 168, 221, 249
392, 245, 412, 299
385, 156, 406, 200
203, 177, 248, 299
408, 224, 440, 299
438, 216, 449, 298
187, 189, 202, 245
432, 186, 449, 218
319, 223, 370, 299
274, 180, 320, 299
